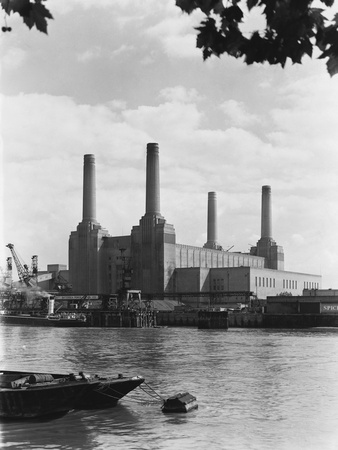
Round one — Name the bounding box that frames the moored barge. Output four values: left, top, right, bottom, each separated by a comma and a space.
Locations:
0, 312, 87, 327
0, 370, 145, 419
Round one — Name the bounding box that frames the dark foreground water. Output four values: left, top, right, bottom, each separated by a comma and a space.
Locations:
1, 325, 338, 450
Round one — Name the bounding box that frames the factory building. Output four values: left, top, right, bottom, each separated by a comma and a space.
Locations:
68, 143, 321, 304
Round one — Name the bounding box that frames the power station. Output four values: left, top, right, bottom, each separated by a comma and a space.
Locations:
67, 143, 321, 307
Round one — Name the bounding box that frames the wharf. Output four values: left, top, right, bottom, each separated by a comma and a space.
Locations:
4, 307, 338, 328
156, 311, 338, 328
197, 310, 229, 329
156, 310, 261, 328
82, 309, 156, 328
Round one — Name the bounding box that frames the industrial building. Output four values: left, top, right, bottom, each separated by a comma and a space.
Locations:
66, 143, 321, 307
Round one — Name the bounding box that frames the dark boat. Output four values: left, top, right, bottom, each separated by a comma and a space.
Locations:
0, 370, 144, 419
0, 312, 87, 327
0, 292, 87, 327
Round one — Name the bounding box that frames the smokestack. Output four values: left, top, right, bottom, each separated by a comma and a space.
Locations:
207, 192, 218, 245
203, 191, 219, 249
82, 154, 97, 222
261, 185, 272, 238
145, 143, 160, 215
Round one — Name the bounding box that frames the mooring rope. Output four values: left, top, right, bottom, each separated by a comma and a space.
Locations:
139, 382, 164, 401
93, 389, 149, 404
93, 381, 164, 404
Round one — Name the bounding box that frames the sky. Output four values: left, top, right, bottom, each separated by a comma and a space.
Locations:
1, 0, 338, 287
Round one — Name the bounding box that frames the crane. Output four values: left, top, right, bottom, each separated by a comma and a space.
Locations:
6, 243, 38, 287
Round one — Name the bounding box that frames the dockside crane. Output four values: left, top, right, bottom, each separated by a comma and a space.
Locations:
6, 243, 38, 288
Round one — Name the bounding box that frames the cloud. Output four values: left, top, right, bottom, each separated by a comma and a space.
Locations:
1, 93, 151, 271
159, 33, 201, 59
159, 86, 202, 103
220, 99, 261, 128
145, 13, 202, 59
121, 100, 203, 141
48, 0, 130, 14
77, 44, 134, 63
77, 46, 103, 62
111, 44, 135, 58
1, 47, 26, 70
291, 234, 305, 246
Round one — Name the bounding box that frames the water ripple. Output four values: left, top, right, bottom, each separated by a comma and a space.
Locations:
1, 326, 338, 449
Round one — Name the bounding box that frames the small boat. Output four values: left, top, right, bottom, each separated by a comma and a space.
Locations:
0, 312, 87, 327
0, 370, 145, 419
0, 294, 87, 327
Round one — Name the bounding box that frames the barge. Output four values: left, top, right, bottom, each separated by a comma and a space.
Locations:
0, 310, 87, 327
0, 370, 144, 419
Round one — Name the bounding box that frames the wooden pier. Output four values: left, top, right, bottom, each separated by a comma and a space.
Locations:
83, 310, 157, 328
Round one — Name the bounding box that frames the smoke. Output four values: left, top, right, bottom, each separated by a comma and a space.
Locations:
12, 285, 52, 307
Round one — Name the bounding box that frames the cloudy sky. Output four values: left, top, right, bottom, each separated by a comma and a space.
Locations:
1, 0, 338, 287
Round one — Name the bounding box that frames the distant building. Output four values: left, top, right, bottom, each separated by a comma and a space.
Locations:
266, 289, 338, 315
67, 143, 321, 305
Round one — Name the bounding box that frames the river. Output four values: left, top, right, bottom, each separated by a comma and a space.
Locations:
1, 325, 338, 450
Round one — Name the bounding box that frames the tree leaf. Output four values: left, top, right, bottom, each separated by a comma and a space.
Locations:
246, 0, 260, 11
1, 0, 53, 33
327, 53, 338, 76
4, 0, 30, 15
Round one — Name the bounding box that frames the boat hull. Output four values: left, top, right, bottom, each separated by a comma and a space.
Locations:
0, 371, 144, 419
0, 314, 86, 327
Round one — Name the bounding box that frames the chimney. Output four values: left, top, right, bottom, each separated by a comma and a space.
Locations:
82, 154, 97, 223
261, 185, 272, 239
204, 191, 218, 249
145, 143, 161, 215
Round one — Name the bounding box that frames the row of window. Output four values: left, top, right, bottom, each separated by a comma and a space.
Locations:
213, 278, 225, 291
304, 281, 319, 289
255, 277, 276, 288
283, 279, 298, 290
213, 285, 225, 291
179, 249, 264, 269
254, 278, 319, 290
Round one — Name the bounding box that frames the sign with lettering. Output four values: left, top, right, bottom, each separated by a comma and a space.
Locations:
321, 304, 338, 314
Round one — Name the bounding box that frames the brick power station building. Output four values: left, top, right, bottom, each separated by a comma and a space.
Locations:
68, 144, 321, 307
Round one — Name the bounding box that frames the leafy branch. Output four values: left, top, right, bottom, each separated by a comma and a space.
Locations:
1, 0, 338, 76
176, 0, 338, 76
1, 0, 53, 34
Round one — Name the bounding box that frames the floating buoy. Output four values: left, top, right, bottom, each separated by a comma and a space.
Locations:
161, 392, 198, 413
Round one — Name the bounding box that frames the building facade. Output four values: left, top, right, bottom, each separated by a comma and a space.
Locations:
68, 144, 321, 301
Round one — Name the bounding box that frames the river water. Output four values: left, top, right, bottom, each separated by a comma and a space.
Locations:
0, 325, 338, 450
